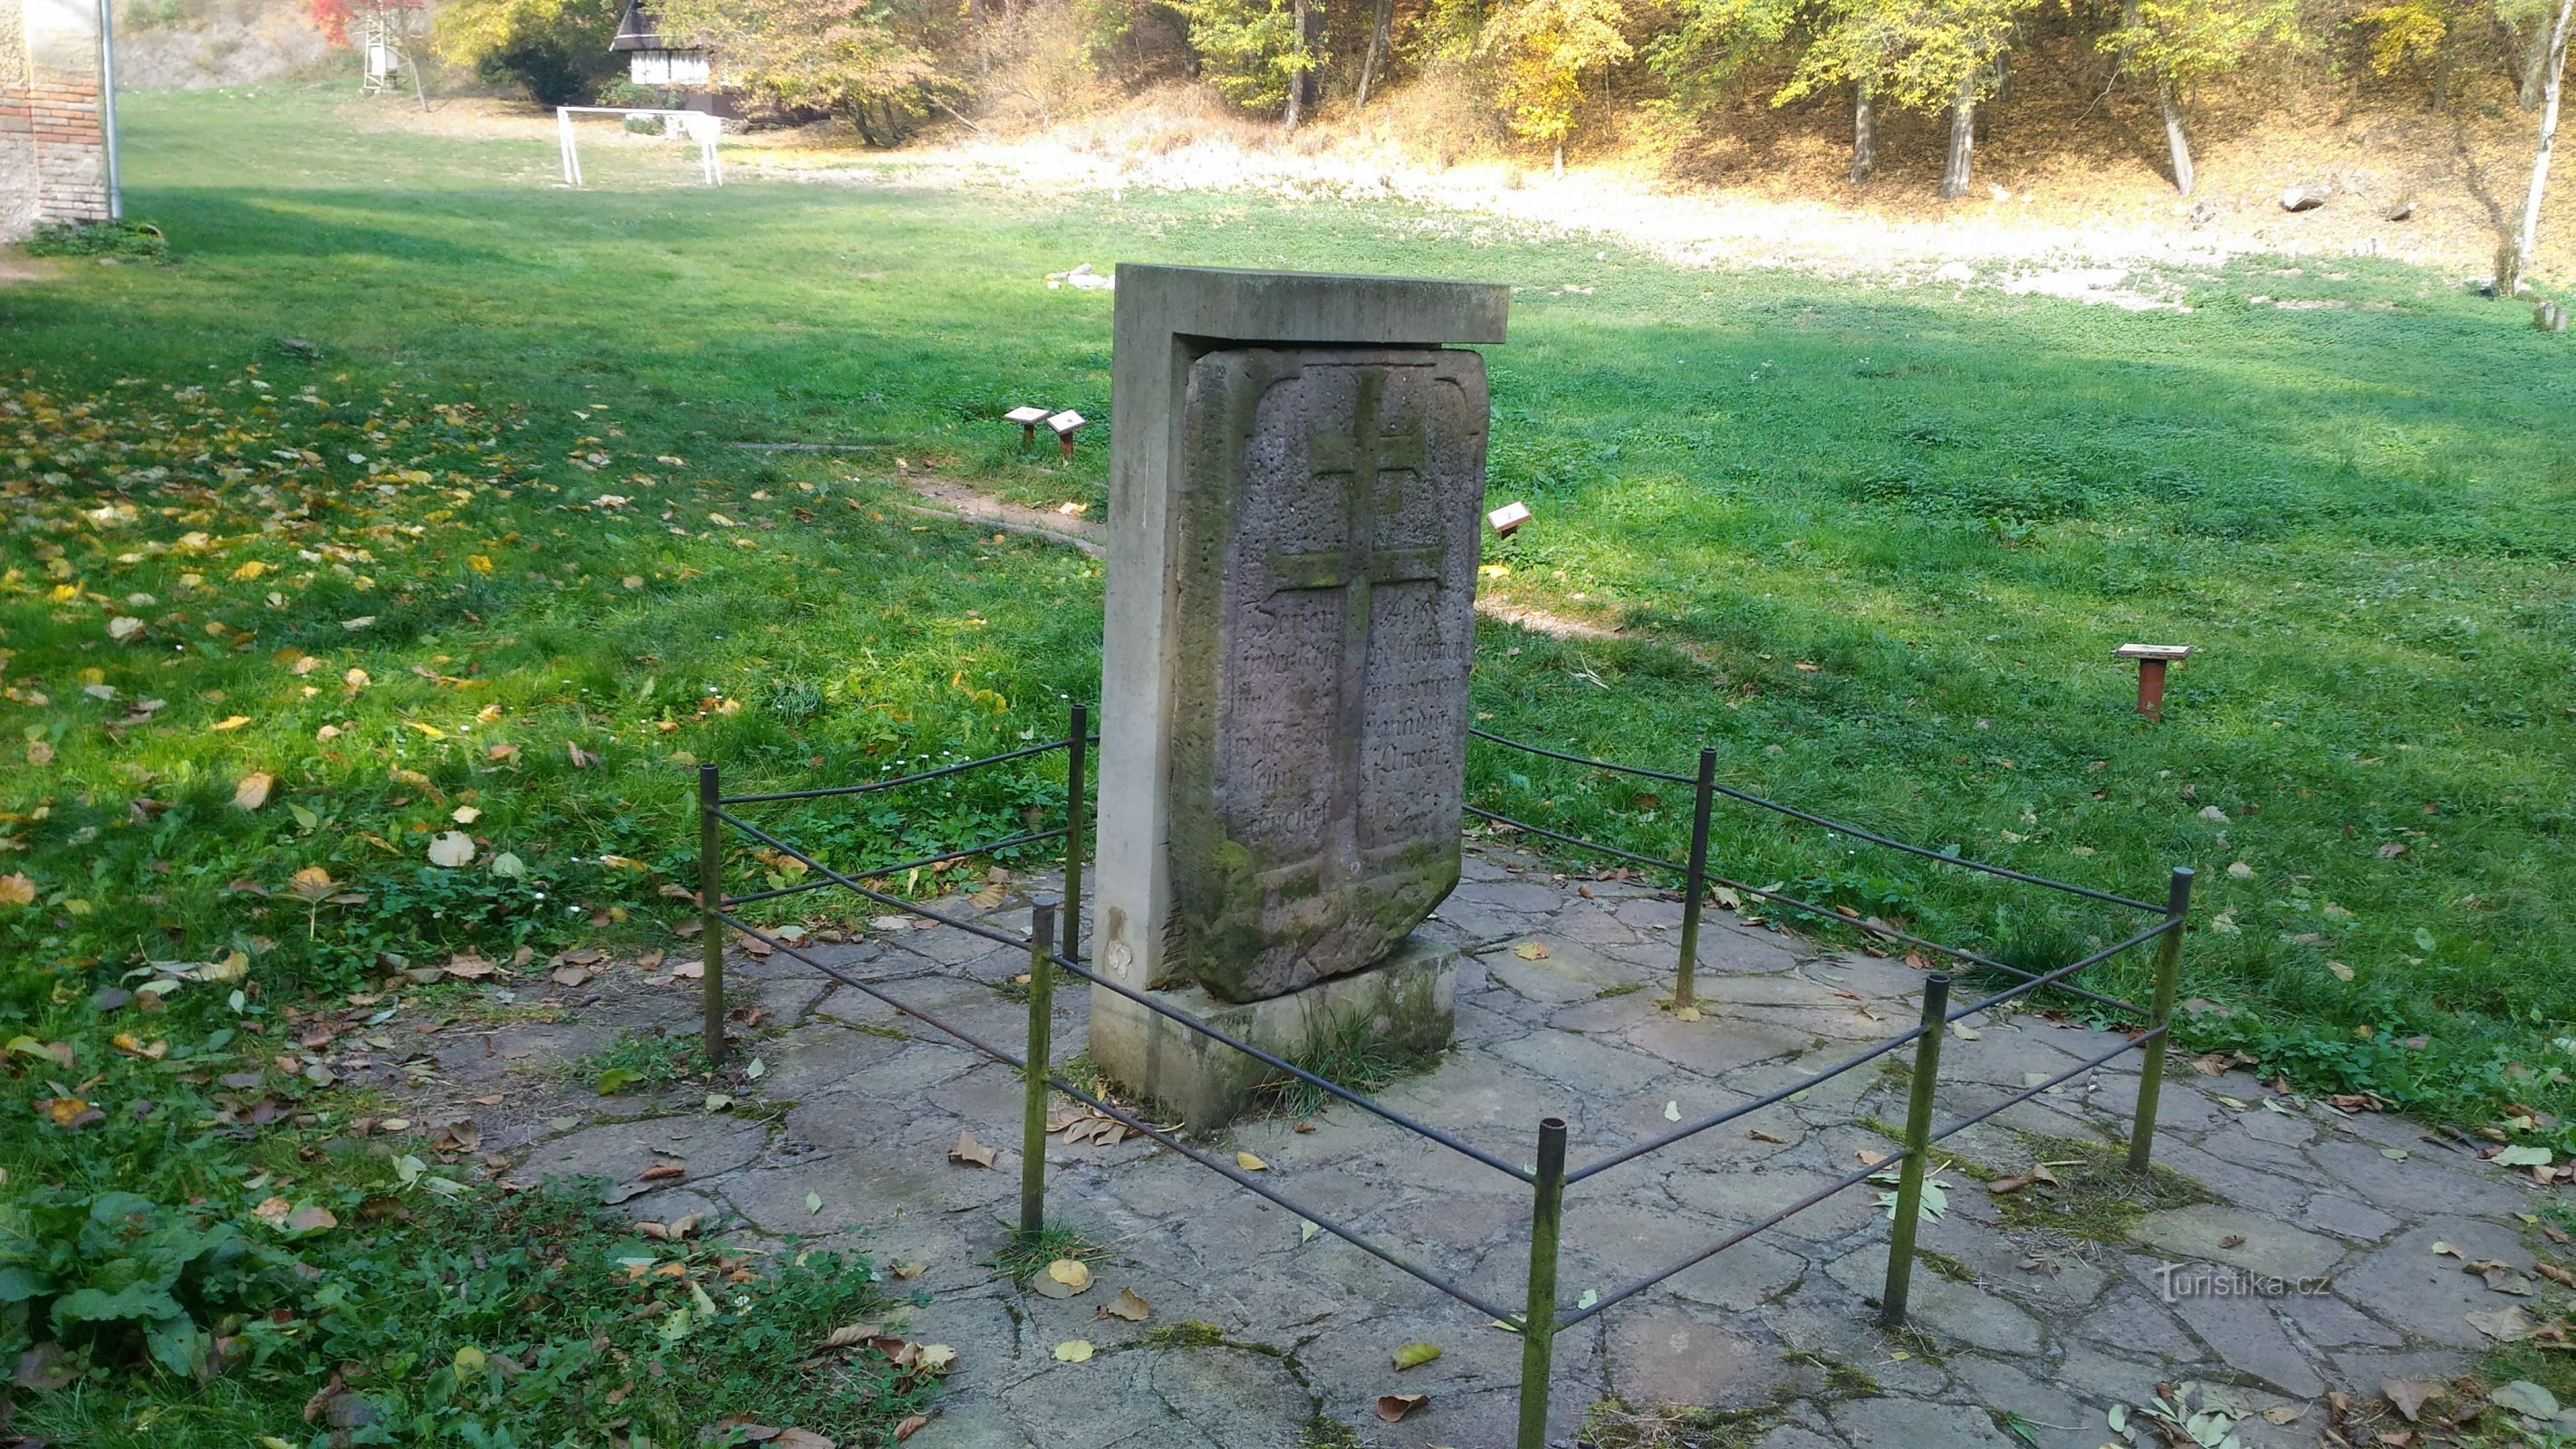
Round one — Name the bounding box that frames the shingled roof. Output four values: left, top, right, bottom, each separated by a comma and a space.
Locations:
610, 0, 680, 53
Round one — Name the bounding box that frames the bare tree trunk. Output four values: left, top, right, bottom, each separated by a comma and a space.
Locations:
1940, 72, 1975, 198
2160, 81, 2195, 194
1355, 0, 1391, 107
1851, 81, 1875, 184
2525, 14, 2554, 109
2432, 14, 2458, 109
2505, 0, 2575, 292
1283, 0, 1309, 129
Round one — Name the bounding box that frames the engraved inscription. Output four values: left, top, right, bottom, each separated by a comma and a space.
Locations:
1166, 347, 1488, 1003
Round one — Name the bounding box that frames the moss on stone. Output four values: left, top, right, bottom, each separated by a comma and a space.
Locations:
1139, 1320, 1228, 1349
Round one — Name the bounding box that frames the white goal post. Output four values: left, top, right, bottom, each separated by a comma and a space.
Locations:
555, 106, 725, 187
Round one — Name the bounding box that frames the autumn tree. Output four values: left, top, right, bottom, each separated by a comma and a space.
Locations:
654, 0, 954, 142
2101, 0, 2294, 194
1476, 0, 1633, 169
1644, 0, 1809, 155
2500, 0, 2573, 292
432, 0, 624, 102
1780, 0, 2032, 196
1175, 0, 1322, 120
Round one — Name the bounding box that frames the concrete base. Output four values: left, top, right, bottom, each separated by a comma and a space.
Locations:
1089, 935, 1458, 1133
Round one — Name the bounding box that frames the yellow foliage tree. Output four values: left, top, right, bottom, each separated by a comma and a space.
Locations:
1479, 0, 1635, 172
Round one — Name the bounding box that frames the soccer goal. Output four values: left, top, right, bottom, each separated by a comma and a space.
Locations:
554, 106, 725, 188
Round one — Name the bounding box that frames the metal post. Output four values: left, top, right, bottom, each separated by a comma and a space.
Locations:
1061, 705, 1088, 962
96, 0, 122, 222
1020, 899, 1060, 1239
1514, 1117, 1569, 1449
1879, 973, 1950, 1329
2128, 867, 2196, 1173
1672, 747, 1717, 1012
697, 763, 726, 1066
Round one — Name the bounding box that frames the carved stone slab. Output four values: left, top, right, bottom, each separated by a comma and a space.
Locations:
1164, 347, 1488, 1003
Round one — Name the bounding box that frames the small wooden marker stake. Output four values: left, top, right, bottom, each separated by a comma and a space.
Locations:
1004, 405, 1050, 449
1045, 409, 1087, 461
1487, 501, 1532, 535
2113, 642, 2193, 721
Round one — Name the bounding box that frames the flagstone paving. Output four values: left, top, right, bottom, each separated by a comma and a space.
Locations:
408, 845, 2562, 1449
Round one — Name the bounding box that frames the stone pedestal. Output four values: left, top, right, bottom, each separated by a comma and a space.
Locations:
1091, 264, 1506, 1128
1089, 934, 1458, 1133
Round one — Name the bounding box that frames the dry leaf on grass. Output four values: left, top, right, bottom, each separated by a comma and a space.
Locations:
893, 1415, 928, 1442
772, 1430, 834, 1449
2382, 1379, 2446, 1423
233, 772, 274, 811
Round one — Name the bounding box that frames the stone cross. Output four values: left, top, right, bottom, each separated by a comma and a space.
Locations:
1089, 265, 1507, 1126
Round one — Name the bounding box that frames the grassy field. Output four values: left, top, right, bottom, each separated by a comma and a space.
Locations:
4, 82, 2574, 1435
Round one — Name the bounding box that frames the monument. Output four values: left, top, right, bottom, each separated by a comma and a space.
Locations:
1090, 264, 1509, 1128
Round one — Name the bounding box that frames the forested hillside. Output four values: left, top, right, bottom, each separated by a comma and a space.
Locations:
427, 0, 2576, 281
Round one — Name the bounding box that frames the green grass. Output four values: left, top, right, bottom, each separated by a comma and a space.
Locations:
567, 1030, 708, 1093
5, 81, 2576, 1427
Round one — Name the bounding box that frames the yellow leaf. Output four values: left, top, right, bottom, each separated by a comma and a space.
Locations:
0, 873, 33, 907
1235, 1151, 1269, 1172
209, 715, 251, 732
453, 1345, 486, 1384
406, 722, 447, 738
1053, 1339, 1093, 1363
1393, 1342, 1443, 1370
466, 555, 494, 574
231, 560, 267, 581
452, 805, 481, 824
233, 772, 274, 811
1512, 941, 1551, 960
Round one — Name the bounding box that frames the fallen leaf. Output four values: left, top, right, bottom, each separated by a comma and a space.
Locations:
1512, 942, 1551, 960
948, 1131, 996, 1168
285, 1204, 338, 1233
231, 772, 275, 811
210, 715, 252, 733
890, 1262, 930, 1281
1053, 1339, 1093, 1363
893, 1415, 928, 1442
1663, 1100, 1681, 1122
2469, 1305, 2542, 1341
1747, 1128, 1786, 1144
1376, 1393, 1428, 1423
426, 832, 476, 868
0, 874, 34, 907
774, 1431, 834, 1449
1393, 1342, 1443, 1370
2491, 1381, 2561, 1420
1100, 1287, 1151, 1322
2382, 1379, 2446, 1423
805, 1192, 823, 1214
1032, 1259, 1094, 1299
1235, 1151, 1269, 1171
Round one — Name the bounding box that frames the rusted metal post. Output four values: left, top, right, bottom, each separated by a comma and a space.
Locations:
2128, 867, 2196, 1173
2114, 643, 2193, 722
1673, 747, 1717, 1012
1020, 899, 1059, 1238
1514, 1117, 1569, 1449
1879, 973, 1949, 1329
1062, 705, 1088, 962
697, 763, 726, 1066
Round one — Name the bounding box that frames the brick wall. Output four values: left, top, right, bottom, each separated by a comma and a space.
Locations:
2, 0, 111, 243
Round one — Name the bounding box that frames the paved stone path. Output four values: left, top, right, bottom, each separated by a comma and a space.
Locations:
417, 845, 2558, 1449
